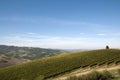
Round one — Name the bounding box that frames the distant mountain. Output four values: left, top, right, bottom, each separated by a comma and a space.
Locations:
0, 54, 30, 68
0, 45, 87, 68
0, 45, 63, 60
0, 45, 64, 68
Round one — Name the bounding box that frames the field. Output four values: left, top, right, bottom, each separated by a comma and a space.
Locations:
0, 49, 120, 80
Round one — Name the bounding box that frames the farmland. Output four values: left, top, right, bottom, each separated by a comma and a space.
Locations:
0, 49, 120, 80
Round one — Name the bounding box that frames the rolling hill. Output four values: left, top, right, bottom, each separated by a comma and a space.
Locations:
0, 45, 63, 60
0, 54, 31, 68
0, 49, 120, 80
0, 45, 65, 68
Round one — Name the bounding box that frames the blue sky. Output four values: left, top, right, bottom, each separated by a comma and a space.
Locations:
0, 0, 120, 49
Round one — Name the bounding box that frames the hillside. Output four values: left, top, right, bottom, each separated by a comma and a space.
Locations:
0, 54, 31, 68
0, 45, 64, 68
0, 45, 63, 60
0, 49, 120, 80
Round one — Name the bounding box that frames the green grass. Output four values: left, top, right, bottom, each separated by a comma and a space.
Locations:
111, 77, 120, 80
67, 70, 113, 80
0, 49, 120, 80
66, 69, 120, 80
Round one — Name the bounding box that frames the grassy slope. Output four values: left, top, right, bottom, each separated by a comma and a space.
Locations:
0, 54, 31, 69
66, 69, 120, 80
0, 49, 120, 80
112, 77, 120, 80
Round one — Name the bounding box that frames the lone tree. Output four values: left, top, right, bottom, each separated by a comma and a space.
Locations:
106, 45, 109, 49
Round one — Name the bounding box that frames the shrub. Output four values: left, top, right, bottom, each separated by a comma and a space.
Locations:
67, 70, 113, 80
118, 69, 120, 75
86, 71, 101, 80
100, 70, 112, 80
67, 76, 78, 80
115, 60, 120, 65
34, 75, 44, 80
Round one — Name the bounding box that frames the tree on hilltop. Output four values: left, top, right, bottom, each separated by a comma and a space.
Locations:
106, 45, 109, 49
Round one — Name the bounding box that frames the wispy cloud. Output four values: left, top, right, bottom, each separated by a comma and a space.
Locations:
0, 16, 115, 34
0, 16, 108, 27
27, 32, 37, 35
0, 16, 119, 49
96, 33, 120, 37
97, 33, 106, 36
0, 33, 120, 49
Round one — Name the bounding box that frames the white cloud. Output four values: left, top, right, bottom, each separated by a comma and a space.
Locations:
1, 16, 115, 35
113, 33, 120, 36
0, 33, 120, 49
27, 32, 36, 35
0, 16, 119, 49
80, 33, 85, 35
0, 16, 108, 28
97, 33, 106, 36
96, 33, 120, 37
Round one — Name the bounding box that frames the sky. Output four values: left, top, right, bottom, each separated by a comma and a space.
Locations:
0, 0, 120, 49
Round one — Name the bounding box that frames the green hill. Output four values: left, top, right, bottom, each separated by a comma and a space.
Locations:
0, 49, 120, 80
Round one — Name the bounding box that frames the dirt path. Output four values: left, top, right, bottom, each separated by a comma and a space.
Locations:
48, 64, 120, 80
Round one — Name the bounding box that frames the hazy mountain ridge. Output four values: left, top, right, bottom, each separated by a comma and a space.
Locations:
0, 45, 63, 60
0, 54, 31, 68
0, 45, 65, 68
0, 45, 86, 68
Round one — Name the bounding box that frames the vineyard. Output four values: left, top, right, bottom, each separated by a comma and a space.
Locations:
0, 49, 120, 80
